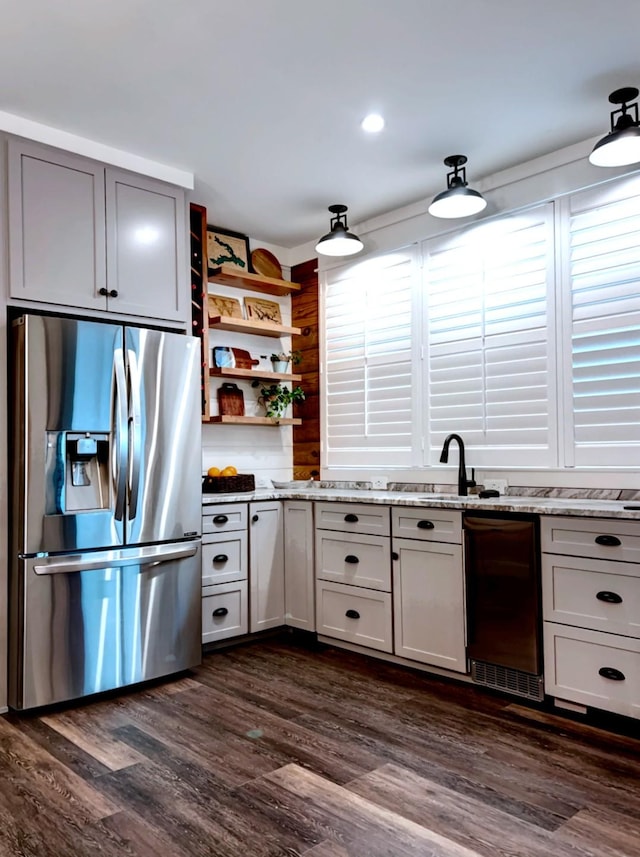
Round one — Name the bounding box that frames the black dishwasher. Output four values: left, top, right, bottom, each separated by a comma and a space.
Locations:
463, 512, 543, 701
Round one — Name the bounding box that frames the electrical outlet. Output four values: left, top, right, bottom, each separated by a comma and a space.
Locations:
484, 478, 508, 494
372, 476, 388, 490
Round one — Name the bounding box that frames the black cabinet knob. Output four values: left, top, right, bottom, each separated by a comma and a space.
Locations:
392, 551, 399, 561
596, 590, 623, 604
598, 666, 625, 681
595, 535, 622, 547
345, 609, 360, 619
213, 554, 228, 564
344, 514, 359, 523
252, 514, 259, 522
109, 289, 118, 298
417, 520, 435, 530
212, 607, 229, 617
213, 515, 228, 524
99, 287, 108, 296
345, 555, 359, 564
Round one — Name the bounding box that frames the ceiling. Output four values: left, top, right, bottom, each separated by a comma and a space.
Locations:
2, 0, 640, 249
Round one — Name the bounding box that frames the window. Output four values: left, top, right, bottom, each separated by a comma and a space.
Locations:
324, 249, 418, 467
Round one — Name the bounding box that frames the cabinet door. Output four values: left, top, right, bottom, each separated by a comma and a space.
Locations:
105, 169, 186, 321
393, 537, 466, 672
284, 500, 315, 631
249, 500, 284, 631
8, 140, 107, 309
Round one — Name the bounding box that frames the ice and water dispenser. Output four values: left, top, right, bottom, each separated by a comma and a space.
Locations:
46, 431, 111, 513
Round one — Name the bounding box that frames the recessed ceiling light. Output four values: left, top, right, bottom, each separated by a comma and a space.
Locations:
361, 113, 385, 133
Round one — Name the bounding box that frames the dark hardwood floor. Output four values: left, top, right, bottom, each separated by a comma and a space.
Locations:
1, 634, 639, 857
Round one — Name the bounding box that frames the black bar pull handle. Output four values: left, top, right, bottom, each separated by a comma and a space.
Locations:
213, 554, 228, 564
417, 520, 435, 530
213, 514, 229, 525
596, 590, 623, 604
345, 555, 360, 564
598, 666, 625, 681
344, 513, 359, 523
212, 607, 229, 617
595, 534, 622, 547
345, 609, 360, 619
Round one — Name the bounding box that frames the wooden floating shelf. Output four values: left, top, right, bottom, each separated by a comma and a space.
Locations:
208, 315, 301, 337
205, 415, 302, 426
209, 367, 302, 383
208, 265, 301, 297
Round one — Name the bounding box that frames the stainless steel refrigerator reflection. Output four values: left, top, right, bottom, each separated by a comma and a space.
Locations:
9, 314, 202, 710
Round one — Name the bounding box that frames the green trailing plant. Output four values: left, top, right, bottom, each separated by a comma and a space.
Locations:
258, 382, 305, 419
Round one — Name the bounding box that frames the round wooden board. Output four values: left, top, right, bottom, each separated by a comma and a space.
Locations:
251, 248, 283, 279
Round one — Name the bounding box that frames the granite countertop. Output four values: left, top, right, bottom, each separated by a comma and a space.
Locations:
202, 487, 640, 519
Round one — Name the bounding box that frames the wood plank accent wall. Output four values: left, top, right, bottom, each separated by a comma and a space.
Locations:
291, 259, 320, 479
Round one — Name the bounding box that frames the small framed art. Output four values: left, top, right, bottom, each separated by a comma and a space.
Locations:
206, 226, 251, 274
244, 297, 282, 324
208, 294, 243, 319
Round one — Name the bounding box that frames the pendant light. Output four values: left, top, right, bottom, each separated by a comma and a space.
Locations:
589, 86, 640, 167
428, 155, 487, 219
315, 204, 364, 257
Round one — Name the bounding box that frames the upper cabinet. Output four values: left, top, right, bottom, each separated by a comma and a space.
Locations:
7, 139, 187, 323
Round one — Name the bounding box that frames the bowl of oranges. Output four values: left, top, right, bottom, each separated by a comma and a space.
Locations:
202, 465, 255, 493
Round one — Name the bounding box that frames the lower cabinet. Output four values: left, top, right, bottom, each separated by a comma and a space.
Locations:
249, 500, 285, 632
316, 580, 393, 652
201, 502, 248, 644
393, 537, 466, 672
283, 500, 315, 631
202, 581, 248, 644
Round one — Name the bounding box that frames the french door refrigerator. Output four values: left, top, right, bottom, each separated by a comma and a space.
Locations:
9, 314, 202, 710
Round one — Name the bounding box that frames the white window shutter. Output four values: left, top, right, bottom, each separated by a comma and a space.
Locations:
424, 204, 556, 468
324, 250, 418, 467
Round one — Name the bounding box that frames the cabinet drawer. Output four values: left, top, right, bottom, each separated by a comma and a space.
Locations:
316, 532, 391, 591
541, 516, 640, 564
202, 503, 247, 534
202, 533, 247, 586
392, 507, 462, 543
202, 581, 248, 643
542, 554, 640, 637
544, 623, 640, 719
315, 502, 390, 536
316, 581, 392, 653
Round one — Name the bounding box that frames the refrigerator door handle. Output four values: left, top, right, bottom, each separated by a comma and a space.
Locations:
126, 347, 142, 521
33, 541, 199, 575
113, 347, 128, 521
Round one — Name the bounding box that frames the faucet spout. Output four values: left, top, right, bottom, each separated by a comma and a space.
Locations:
439, 433, 474, 496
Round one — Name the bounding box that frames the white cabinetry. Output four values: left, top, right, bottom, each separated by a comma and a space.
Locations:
8, 139, 186, 323
249, 500, 285, 632
542, 516, 640, 719
315, 502, 393, 653
201, 503, 248, 643
392, 507, 466, 673
283, 500, 315, 631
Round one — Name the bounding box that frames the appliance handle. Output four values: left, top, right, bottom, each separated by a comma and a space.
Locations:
33, 542, 198, 575
113, 347, 128, 521
127, 347, 142, 521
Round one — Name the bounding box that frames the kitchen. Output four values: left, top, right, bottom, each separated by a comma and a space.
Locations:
2, 2, 640, 855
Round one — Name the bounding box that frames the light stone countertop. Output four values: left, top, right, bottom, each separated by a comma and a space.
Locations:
202, 487, 640, 520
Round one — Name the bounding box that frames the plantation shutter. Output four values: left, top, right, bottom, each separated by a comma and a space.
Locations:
424, 204, 556, 467
566, 176, 640, 467
324, 249, 417, 467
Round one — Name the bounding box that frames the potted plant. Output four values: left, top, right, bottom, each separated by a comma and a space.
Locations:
270, 350, 302, 373
258, 382, 305, 420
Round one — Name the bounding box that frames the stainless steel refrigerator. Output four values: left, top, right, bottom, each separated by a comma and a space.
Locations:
9, 314, 202, 710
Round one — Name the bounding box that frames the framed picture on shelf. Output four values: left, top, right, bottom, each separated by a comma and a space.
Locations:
207, 226, 251, 274
244, 297, 282, 324
208, 294, 243, 319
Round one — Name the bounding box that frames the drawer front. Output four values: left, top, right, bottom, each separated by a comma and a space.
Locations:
542, 554, 640, 637
316, 581, 392, 653
544, 623, 640, 719
316, 532, 391, 591
315, 502, 390, 536
392, 507, 462, 544
202, 503, 247, 534
202, 581, 248, 643
202, 533, 247, 586
541, 516, 640, 564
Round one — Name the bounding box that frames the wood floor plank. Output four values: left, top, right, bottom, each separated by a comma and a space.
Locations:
554, 806, 640, 857
40, 708, 147, 771
243, 762, 483, 857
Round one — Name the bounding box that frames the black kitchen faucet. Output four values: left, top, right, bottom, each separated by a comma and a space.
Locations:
439, 433, 475, 496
